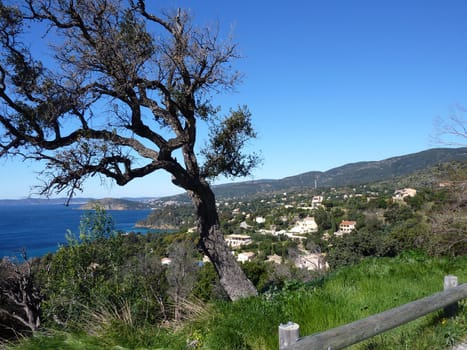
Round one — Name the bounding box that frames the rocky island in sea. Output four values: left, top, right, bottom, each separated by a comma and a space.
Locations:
79, 198, 151, 211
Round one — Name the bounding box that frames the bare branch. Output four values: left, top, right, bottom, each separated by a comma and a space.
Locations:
432, 105, 467, 147
0, 258, 42, 333
132, 0, 173, 34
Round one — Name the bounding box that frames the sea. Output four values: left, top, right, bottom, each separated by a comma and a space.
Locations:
0, 204, 155, 260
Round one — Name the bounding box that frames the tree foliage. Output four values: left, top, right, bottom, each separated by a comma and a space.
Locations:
0, 0, 259, 300
0, 0, 258, 196
66, 205, 116, 245
201, 106, 260, 178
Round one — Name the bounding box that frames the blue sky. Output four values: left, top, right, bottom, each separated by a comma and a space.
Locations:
1, 0, 467, 199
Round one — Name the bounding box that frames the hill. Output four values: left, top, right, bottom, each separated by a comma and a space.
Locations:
79, 198, 151, 210
207, 147, 467, 199
1, 147, 465, 206
0, 197, 93, 206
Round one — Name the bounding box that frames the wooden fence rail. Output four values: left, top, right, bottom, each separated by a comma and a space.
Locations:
279, 275, 467, 350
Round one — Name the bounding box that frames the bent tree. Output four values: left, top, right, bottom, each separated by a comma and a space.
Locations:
0, 0, 259, 300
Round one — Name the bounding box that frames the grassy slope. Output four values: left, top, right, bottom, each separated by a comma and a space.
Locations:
200, 253, 466, 349
5, 254, 467, 350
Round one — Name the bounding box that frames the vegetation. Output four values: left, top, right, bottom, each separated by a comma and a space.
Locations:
0, 0, 465, 346
0, 253, 41, 336
138, 204, 196, 230
1, 160, 465, 348
0, 163, 467, 349
0, 0, 260, 300
196, 148, 467, 200
3, 254, 466, 349
80, 198, 151, 211
2, 160, 465, 346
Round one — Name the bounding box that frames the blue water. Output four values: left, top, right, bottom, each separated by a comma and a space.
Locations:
0, 205, 153, 259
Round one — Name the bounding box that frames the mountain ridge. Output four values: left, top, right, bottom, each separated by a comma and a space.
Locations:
1, 147, 466, 205
207, 147, 467, 199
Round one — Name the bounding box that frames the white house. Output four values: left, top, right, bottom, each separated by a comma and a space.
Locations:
237, 252, 255, 263
339, 220, 356, 233
393, 188, 417, 201
295, 253, 328, 271
290, 217, 318, 234
311, 196, 324, 209
267, 254, 282, 264
335, 220, 357, 236
225, 234, 252, 248
255, 216, 266, 224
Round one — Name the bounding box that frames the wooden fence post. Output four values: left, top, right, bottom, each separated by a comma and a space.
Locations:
279, 322, 299, 349
444, 275, 458, 317
278, 276, 466, 349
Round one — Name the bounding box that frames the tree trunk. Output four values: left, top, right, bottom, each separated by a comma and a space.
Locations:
190, 182, 257, 301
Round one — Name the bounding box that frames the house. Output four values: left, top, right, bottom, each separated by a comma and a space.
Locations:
338, 220, 357, 234
290, 217, 318, 234
225, 234, 252, 248
294, 253, 328, 271
267, 254, 282, 264
255, 216, 266, 224
311, 196, 324, 209
393, 188, 417, 201
237, 252, 255, 263
284, 232, 307, 240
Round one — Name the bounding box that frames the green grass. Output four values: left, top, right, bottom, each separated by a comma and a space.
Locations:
1, 328, 186, 350
198, 253, 466, 350
4, 253, 467, 350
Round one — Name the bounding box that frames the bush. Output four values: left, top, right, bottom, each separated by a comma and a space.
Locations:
36, 209, 171, 329
325, 229, 387, 269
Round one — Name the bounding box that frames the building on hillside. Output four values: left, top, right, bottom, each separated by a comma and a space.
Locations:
267, 254, 282, 264
393, 188, 417, 201
284, 232, 307, 241
225, 234, 252, 248
258, 228, 274, 236
255, 216, 266, 224
337, 220, 357, 235
311, 196, 324, 209
290, 217, 318, 234
237, 252, 255, 263
294, 253, 328, 271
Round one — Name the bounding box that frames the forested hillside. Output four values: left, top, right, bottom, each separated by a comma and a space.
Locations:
163, 147, 467, 201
